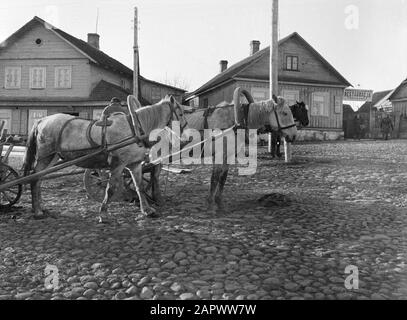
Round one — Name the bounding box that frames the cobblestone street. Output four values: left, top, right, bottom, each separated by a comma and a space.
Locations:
1, 140, 407, 300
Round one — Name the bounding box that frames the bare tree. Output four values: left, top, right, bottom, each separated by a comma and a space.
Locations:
162, 74, 190, 91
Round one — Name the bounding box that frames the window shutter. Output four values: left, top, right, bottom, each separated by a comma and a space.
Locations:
5, 67, 21, 89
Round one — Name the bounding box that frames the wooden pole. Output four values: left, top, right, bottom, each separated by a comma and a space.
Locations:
268, 0, 291, 162
268, 0, 278, 154
133, 7, 139, 99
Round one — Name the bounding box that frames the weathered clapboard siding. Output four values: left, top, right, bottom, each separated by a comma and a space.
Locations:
90, 65, 131, 92
201, 79, 344, 129
0, 22, 85, 60
197, 81, 238, 107
7, 106, 96, 135
393, 101, 407, 116
140, 79, 185, 104
238, 38, 345, 85
0, 59, 91, 98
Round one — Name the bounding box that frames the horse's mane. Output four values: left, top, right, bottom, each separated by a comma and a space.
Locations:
135, 98, 171, 133
248, 100, 277, 127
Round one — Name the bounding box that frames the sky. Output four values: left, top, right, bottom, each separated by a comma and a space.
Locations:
0, 0, 406, 93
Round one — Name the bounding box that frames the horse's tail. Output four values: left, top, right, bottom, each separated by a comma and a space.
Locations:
22, 122, 39, 176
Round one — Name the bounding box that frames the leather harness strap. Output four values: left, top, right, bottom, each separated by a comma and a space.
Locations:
86, 120, 100, 148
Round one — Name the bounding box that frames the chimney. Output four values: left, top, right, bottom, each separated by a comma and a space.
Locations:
250, 40, 260, 55
219, 60, 228, 73
87, 33, 100, 50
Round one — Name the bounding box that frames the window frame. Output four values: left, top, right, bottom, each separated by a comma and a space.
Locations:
4, 66, 22, 89
250, 87, 269, 102
282, 89, 300, 107
311, 92, 330, 117
29, 67, 46, 89
54, 66, 72, 89
285, 55, 299, 71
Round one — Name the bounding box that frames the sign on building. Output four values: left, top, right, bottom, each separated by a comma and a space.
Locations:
344, 89, 373, 102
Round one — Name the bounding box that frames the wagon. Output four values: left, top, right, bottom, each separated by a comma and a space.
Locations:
0, 131, 23, 209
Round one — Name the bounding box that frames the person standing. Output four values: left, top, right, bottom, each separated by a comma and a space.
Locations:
353, 114, 362, 140
380, 114, 394, 140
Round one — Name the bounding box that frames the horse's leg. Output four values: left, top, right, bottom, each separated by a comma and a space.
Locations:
99, 160, 125, 223
31, 154, 58, 219
151, 163, 164, 205
207, 164, 222, 210
127, 162, 158, 218
214, 164, 229, 210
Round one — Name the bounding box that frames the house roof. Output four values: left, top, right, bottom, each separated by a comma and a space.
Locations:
189, 32, 351, 97
90, 80, 151, 105
358, 90, 392, 113
389, 78, 407, 101
0, 16, 186, 93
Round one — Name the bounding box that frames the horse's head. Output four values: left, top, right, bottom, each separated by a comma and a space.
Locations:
271, 97, 298, 143
163, 95, 188, 133
290, 101, 309, 128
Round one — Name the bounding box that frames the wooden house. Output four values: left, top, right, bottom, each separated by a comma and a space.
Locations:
358, 90, 393, 138
389, 78, 407, 138
186, 32, 352, 141
0, 16, 186, 136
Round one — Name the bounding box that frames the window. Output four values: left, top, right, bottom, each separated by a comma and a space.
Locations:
4, 67, 21, 89
55, 66, 71, 89
30, 67, 46, 89
286, 55, 299, 71
28, 110, 47, 131
251, 87, 269, 102
203, 98, 209, 108
311, 92, 330, 116
0, 109, 12, 133
93, 109, 104, 120
151, 86, 161, 103
282, 89, 300, 106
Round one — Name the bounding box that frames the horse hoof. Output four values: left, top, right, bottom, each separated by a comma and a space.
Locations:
143, 208, 160, 219
97, 216, 113, 224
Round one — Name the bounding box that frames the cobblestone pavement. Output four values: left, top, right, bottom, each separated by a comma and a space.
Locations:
0, 140, 406, 300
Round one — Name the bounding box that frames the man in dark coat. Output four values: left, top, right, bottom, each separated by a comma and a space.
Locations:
380, 114, 394, 140
353, 114, 363, 140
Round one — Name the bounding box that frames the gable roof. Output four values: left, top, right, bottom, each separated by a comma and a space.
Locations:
389, 78, 407, 101
90, 80, 151, 105
190, 32, 351, 97
358, 90, 392, 113
0, 16, 186, 94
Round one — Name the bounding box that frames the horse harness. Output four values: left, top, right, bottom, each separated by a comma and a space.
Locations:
203, 103, 250, 130
56, 99, 184, 159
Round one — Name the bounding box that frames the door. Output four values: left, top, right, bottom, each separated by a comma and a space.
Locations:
0, 109, 12, 134
28, 110, 47, 133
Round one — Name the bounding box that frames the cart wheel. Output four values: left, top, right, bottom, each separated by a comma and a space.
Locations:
0, 163, 22, 210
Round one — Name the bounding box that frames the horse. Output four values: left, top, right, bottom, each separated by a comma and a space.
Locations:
260, 100, 309, 158
22, 95, 186, 221
184, 87, 298, 210
290, 101, 309, 128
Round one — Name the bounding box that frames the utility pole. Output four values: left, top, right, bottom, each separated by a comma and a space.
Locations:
133, 7, 139, 99
268, 0, 292, 162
